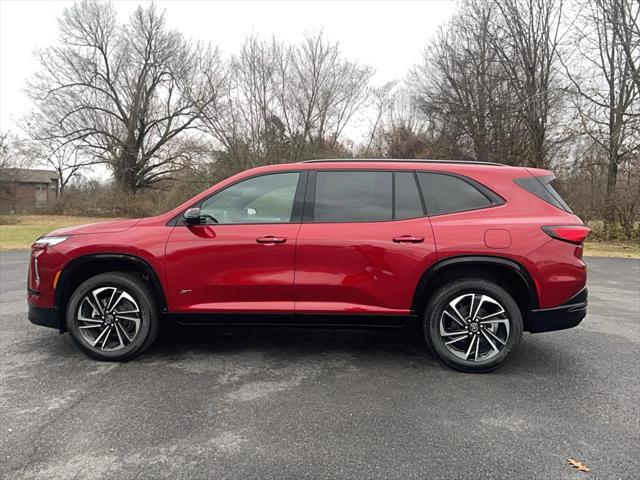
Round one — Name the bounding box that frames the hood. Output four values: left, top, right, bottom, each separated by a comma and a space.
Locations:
47, 218, 142, 236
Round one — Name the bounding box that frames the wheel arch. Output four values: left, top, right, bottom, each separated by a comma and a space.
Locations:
55, 253, 168, 331
411, 255, 538, 328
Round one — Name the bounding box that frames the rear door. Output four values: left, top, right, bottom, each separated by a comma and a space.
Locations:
294, 170, 437, 315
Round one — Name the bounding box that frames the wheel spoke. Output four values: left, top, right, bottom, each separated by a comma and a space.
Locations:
99, 326, 112, 349
443, 309, 466, 328
104, 288, 118, 311
117, 322, 134, 342
113, 322, 125, 349
78, 315, 103, 324
83, 297, 102, 318
474, 333, 481, 361
471, 295, 488, 321
441, 329, 468, 337
478, 309, 506, 321
479, 318, 509, 326
110, 291, 129, 312
464, 335, 477, 360
481, 329, 501, 353
92, 326, 110, 347
445, 334, 469, 346
448, 299, 468, 326
483, 326, 507, 346
79, 324, 102, 329
91, 291, 105, 315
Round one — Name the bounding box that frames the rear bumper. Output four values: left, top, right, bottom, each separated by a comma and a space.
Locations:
28, 305, 63, 331
527, 288, 587, 333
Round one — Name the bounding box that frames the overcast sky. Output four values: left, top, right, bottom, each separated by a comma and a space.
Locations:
0, 0, 456, 141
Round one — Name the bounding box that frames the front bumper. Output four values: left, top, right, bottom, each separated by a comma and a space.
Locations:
527, 288, 588, 333
28, 305, 63, 331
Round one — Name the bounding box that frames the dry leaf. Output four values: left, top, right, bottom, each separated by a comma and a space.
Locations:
567, 458, 591, 473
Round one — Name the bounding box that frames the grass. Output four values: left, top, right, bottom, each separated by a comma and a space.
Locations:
584, 241, 640, 259
0, 215, 111, 250
1, 214, 638, 257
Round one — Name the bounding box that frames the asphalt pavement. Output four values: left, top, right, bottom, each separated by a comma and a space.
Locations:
1, 251, 638, 479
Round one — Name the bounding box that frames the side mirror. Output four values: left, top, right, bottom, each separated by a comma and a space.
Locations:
183, 207, 202, 225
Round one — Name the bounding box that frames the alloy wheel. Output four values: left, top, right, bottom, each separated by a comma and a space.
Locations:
439, 293, 510, 362
76, 286, 141, 351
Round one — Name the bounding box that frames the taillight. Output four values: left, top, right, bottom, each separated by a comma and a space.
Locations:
542, 225, 590, 245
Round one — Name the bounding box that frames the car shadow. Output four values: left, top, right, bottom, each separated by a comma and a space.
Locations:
22, 319, 585, 378
150, 323, 435, 363
144, 323, 585, 377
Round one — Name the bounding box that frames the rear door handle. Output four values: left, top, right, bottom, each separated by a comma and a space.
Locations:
256, 236, 287, 244
393, 235, 424, 243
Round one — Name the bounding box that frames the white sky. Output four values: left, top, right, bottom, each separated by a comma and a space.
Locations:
0, 0, 456, 143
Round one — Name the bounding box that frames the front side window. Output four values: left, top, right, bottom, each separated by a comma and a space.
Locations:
417, 172, 493, 215
200, 172, 300, 224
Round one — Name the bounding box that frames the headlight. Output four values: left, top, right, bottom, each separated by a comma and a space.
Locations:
34, 236, 69, 247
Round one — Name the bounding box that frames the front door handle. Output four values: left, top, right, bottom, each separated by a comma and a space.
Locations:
256, 236, 287, 244
393, 235, 424, 243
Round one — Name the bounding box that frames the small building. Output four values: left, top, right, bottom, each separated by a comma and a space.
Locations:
0, 168, 59, 213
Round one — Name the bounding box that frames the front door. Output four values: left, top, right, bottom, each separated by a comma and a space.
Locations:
294, 170, 437, 315
165, 171, 304, 314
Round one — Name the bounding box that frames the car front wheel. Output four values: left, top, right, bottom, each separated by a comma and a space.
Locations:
66, 272, 160, 361
423, 279, 523, 372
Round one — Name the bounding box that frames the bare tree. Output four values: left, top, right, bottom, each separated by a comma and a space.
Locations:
412, 1, 529, 164
276, 32, 373, 159
563, 0, 640, 232
491, 0, 565, 168
363, 81, 397, 157
29, 141, 90, 195
202, 32, 373, 164
603, 0, 640, 93
25, 0, 225, 193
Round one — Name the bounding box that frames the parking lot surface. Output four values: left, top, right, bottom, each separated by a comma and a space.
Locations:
1, 251, 639, 479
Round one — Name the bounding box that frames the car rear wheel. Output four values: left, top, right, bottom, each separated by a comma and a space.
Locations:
66, 272, 160, 361
423, 279, 523, 372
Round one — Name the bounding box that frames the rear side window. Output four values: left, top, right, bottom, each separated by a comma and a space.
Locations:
309, 171, 425, 222
417, 172, 494, 215
394, 172, 424, 220
314, 171, 392, 222
514, 175, 572, 213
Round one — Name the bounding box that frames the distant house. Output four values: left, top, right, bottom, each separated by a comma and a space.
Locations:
0, 168, 59, 213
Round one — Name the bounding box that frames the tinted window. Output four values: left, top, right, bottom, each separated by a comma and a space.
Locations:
417, 172, 493, 215
313, 171, 392, 222
514, 175, 572, 213
394, 172, 424, 219
200, 172, 299, 224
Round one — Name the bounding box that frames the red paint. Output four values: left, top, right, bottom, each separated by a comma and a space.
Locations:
294, 218, 436, 314
164, 223, 300, 313
28, 161, 588, 318
484, 229, 511, 249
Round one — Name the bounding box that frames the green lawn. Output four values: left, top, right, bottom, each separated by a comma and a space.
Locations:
1, 214, 638, 257
0, 215, 111, 250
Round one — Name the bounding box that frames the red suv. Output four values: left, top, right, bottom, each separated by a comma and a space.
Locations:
27, 160, 589, 372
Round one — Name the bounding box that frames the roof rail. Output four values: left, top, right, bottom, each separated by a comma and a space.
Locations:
299, 159, 506, 167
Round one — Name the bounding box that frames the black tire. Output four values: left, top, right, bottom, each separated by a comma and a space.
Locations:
423, 278, 523, 373
66, 272, 160, 361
